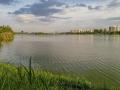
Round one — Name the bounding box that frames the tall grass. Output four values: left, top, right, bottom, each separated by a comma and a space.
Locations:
0, 58, 119, 90
0, 58, 92, 90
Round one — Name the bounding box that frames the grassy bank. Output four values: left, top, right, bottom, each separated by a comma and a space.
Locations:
0, 61, 120, 90
0, 63, 92, 90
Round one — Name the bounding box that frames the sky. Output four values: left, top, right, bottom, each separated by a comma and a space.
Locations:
0, 0, 120, 32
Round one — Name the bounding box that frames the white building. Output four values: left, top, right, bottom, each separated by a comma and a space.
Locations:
71, 28, 94, 33
109, 25, 120, 32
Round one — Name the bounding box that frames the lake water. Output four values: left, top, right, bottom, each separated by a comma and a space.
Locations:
0, 35, 120, 87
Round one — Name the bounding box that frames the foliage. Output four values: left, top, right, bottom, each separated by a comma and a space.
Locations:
0, 25, 14, 42
0, 25, 13, 33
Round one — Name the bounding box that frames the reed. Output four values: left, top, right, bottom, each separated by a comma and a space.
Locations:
0, 25, 14, 42
0, 58, 119, 90
0, 58, 91, 90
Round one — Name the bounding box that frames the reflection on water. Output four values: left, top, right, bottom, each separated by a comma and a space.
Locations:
0, 38, 14, 51
0, 42, 2, 49
0, 35, 120, 86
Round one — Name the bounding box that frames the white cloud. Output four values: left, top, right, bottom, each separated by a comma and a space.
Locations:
16, 14, 45, 23
52, 3, 120, 22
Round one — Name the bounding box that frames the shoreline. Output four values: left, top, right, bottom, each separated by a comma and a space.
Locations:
15, 33, 120, 35
0, 62, 92, 90
0, 62, 119, 90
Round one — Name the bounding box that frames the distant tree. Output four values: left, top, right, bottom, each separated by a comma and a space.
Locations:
21, 30, 24, 33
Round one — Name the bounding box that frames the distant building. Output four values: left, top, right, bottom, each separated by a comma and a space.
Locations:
71, 29, 82, 33
109, 25, 120, 32
71, 25, 120, 34
71, 28, 94, 33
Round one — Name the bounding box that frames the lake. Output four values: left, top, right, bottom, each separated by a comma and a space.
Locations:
0, 34, 120, 87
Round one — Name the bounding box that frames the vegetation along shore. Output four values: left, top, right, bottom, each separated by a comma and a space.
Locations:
0, 58, 119, 90
0, 25, 14, 42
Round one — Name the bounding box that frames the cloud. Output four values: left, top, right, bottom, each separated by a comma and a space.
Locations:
107, 17, 120, 21
12, 0, 65, 17
76, 4, 87, 7
15, 14, 40, 23
9, 0, 68, 22
65, 3, 87, 8
10, 0, 104, 23
65, 3, 102, 10
108, 0, 120, 8
88, 6, 102, 10
0, 0, 16, 5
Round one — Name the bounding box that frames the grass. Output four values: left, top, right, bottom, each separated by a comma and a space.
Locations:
0, 58, 119, 90
0, 59, 92, 90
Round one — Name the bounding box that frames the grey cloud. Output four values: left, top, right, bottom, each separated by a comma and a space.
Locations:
64, 3, 87, 8
12, 0, 65, 17
0, 0, 16, 5
10, 0, 103, 22
107, 17, 120, 21
12, 0, 102, 16
77, 4, 87, 7
10, 0, 71, 22
88, 5, 102, 10
72, 3, 87, 7
108, 0, 120, 8
65, 3, 102, 11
